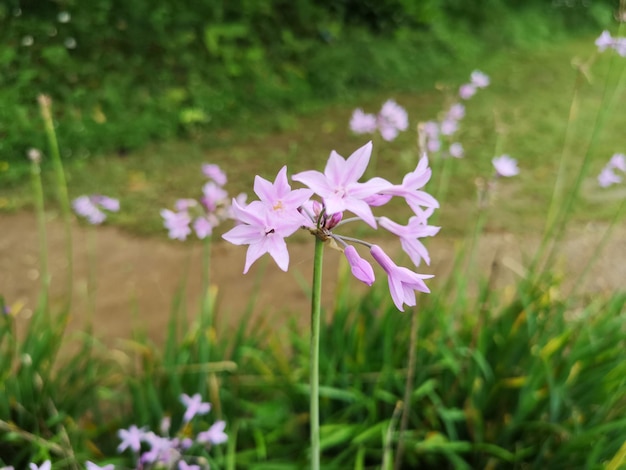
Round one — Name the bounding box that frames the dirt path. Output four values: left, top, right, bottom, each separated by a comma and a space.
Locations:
1, 212, 623, 344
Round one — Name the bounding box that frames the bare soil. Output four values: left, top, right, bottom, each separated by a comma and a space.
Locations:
1, 211, 624, 344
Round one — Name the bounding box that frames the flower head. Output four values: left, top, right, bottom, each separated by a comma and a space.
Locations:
378, 99, 409, 141
492, 155, 519, 177
86, 462, 115, 470
117, 424, 147, 453
202, 163, 227, 186
344, 245, 375, 286
350, 109, 378, 134
161, 209, 192, 240
180, 393, 211, 423
470, 70, 490, 88
73, 195, 119, 225
29, 463, 51, 470
370, 245, 433, 311
292, 142, 391, 227
197, 420, 228, 445
459, 84, 477, 100
449, 142, 464, 158
598, 166, 622, 187
596, 30, 614, 52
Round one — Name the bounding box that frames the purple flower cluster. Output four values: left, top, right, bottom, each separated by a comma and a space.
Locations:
161, 164, 246, 240
350, 99, 409, 141
116, 394, 226, 469
72, 195, 120, 224
598, 153, 626, 187
223, 141, 440, 311
595, 31, 626, 56
423, 70, 489, 158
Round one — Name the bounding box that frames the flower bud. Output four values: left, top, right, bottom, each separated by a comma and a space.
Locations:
344, 245, 375, 286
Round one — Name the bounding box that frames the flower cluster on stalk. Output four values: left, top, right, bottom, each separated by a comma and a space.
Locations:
115, 393, 227, 469
161, 164, 245, 240
349, 99, 409, 141
72, 195, 120, 224
222, 141, 440, 311
423, 70, 490, 157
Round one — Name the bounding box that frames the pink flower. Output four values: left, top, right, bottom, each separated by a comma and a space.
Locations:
459, 84, 477, 100
180, 393, 211, 423
197, 420, 228, 445
73, 195, 119, 224
161, 209, 192, 240
202, 182, 228, 212
378, 216, 440, 266
344, 245, 375, 285
350, 109, 378, 134
440, 118, 458, 136
117, 425, 147, 453
598, 167, 622, 187
202, 163, 227, 186
608, 153, 626, 172
222, 200, 298, 273
492, 155, 519, 177
29, 463, 51, 470
370, 245, 433, 312
380, 156, 439, 219
470, 70, 490, 88
596, 30, 614, 52
86, 463, 114, 470
254, 165, 313, 226
377, 99, 409, 141
193, 216, 214, 239
292, 141, 391, 228
446, 103, 465, 121
449, 142, 464, 158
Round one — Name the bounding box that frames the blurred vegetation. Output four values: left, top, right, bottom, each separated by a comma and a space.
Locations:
0, 0, 616, 183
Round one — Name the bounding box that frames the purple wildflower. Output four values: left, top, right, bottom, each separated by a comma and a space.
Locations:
350, 109, 378, 134
459, 84, 477, 100
447, 103, 465, 121
470, 70, 490, 88
197, 420, 228, 445
378, 99, 409, 141
29, 463, 51, 470
202, 163, 227, 186
161, 209, 192, 240
370, 245, 433, 312
596, 30, 613, 51
378, 216, 440, 266
440, 118, 458, 136
117, 424, 146, 453
344, 245, 375, 286
86, 463, 115, 470
492, 155, 519, 177
73, 195, 119, 225
449, 143, 464, 158
180, 393, 211, 423
292, 141, 391, 227
609, 153, 626, 172
178, 462, 201, 470
598, 167, 622, 187
380, 156, 439, 219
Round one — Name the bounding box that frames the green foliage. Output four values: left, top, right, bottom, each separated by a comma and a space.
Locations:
0, 0, 615, 184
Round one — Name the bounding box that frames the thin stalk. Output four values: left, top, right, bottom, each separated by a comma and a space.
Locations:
30, 158, 49, 311
38, 95, 73, 309
198, 236, 213, 392
394, 310, 418, 470
86, 226, 97, 331
309, 237, 324, 470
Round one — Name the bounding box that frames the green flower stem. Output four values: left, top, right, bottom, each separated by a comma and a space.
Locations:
30, 159, 49, 311
310, 236, 324, 470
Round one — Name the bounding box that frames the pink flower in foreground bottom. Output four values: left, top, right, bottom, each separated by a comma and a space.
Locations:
370, 245, 433, 312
